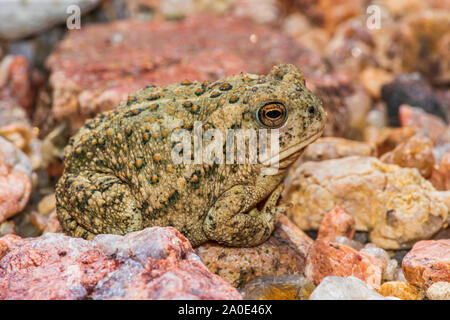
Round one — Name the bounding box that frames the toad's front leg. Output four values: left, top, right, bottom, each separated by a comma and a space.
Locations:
203, 184, 288, 247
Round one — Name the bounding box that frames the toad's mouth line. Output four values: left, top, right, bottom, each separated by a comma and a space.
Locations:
260, 128, 324, 168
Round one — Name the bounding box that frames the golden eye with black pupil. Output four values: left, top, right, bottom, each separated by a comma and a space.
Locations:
256, 103, 288, 128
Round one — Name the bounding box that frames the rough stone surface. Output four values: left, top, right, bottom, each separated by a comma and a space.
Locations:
284, 156, 449, 249
305, 239, 384, 289
196, 215, 313, 287
0, 137, 32, 223
308, 276, 392, 300
0, 227, 242, 300
402, 240, 450, 289
0, 0, 100, 40
426, 281, 450, 300
317, 206, 355, 241
378, 281, 424, 300
43, 15, 324, 134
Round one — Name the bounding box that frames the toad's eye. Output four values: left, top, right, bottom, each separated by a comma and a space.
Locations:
256, 102, 288, 128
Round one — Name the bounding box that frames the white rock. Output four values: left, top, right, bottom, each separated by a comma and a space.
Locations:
309, 276, 396, 300
383, 259, 398, 281
0, 0, 99, 40
426, 282, 450, 300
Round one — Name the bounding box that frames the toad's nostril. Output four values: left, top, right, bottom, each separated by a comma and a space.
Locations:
308, 106, 316, 114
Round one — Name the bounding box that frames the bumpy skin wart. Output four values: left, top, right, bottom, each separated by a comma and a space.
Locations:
55, 64, 326, 247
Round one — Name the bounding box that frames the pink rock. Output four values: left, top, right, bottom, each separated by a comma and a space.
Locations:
0, 227, 241, 300
402, 239, 450, 289
317, 206, 355, 241
305, 239, 383, 289
0, 137, 32, 223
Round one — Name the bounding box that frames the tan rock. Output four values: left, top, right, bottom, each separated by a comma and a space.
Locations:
378, 281, 424, 300
360, 67, 394, 99
402, 240, 450, 289
284, 156, 448, 249
317, 206, 355, 241
196, 215, 313, 287
426, 282, 450, 300
380, 135, 435, 178
305, 239, 383, 289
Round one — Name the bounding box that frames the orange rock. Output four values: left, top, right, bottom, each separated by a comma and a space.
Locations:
402, 240, 450, 289
305, 239, 383, 289
378, 281, 424, 300
317, 206, 355, 241
380, 135, 435, 178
